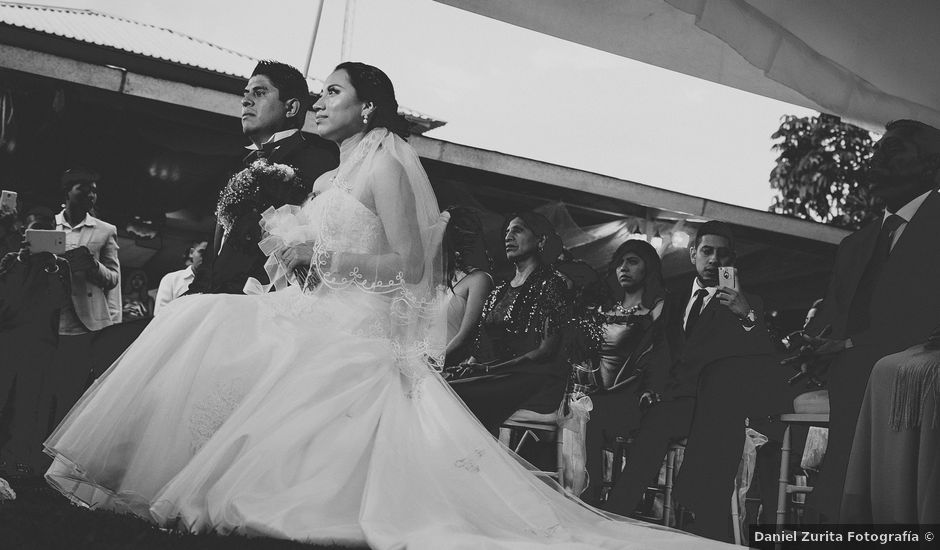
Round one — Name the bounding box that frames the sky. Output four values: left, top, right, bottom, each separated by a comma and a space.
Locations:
28, 0, 816, 210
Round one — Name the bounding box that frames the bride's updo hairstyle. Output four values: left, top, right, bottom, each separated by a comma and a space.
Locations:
335, 61, 410, 139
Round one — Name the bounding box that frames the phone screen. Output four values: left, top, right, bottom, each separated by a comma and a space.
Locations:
0, 190, 16, 212
26, 229, 67, 255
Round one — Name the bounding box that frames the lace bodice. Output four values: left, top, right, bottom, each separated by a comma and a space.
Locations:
252, 129, 447, 384
307, 187, 387, 255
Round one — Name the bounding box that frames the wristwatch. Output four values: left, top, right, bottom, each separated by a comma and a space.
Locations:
741, 309, 757, 328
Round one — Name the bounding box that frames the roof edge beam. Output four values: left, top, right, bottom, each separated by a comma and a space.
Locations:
411, 135, 850, 245
0, 43, 849, 246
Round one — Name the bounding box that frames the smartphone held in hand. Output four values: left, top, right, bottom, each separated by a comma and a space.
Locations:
25, 229, 67, 255
717, 266, 738, 291
0, 190, 16, 213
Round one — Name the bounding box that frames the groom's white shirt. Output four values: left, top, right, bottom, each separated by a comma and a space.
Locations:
244, 129, 300, 151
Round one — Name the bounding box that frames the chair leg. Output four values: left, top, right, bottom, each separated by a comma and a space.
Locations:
514, 430, 539, 453
498, 427, 511, 448
663, 447, 676, 527
775, 426, 791, 530
500, 423, 565, 493
556, 426, 565, 492
731, 482, 742, 545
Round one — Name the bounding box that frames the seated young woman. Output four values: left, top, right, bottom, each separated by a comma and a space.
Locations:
441, 206, 493, 367
582, 239, 669, 505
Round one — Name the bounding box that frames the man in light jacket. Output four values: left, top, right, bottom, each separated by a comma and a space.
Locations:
50, 167, 121, 426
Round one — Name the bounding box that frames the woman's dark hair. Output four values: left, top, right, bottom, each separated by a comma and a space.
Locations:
443, 206, 489, 288
556, 257, 606, 308
606, 239, 665, 309
502, 211, 563, 265
334, 62, 409, 138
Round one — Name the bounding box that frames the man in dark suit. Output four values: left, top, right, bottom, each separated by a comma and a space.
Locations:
606, 221, 775, 533
637, 120, 940, 539
189, 60, 338, 295
794, 119, 940, 522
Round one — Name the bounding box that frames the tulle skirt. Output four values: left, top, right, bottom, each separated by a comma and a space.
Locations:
45, 287, 733, 549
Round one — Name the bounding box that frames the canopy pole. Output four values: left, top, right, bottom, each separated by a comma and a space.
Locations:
302, 0, 326, 77
341, 0, 357, 62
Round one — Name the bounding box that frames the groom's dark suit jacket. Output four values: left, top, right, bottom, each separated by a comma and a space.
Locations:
189, 132, 338, 295
806, 189, 940, 520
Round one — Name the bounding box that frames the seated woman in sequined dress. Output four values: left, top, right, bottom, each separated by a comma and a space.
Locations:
449, 212, 571, 433
582, 239, 669, 505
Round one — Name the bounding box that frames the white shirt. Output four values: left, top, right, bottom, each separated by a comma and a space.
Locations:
884, 188, 935, 251
55, 210, 96, 251
55, 210, 97, 334
154, 267, 195, 316
682, 278, 718, 328
244, 129, 300, 151
682, 275, 756, 332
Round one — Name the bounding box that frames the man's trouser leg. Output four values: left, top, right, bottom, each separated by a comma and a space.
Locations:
605, 398, 695, 517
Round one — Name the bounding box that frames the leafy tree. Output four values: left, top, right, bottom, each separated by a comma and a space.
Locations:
769, 113, 878, 230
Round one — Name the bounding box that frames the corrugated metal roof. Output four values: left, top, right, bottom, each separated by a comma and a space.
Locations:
0, 2, 445, 130
0, 1, 258, 77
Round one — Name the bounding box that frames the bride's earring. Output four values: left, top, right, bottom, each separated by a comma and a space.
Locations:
362, 114, 369, 124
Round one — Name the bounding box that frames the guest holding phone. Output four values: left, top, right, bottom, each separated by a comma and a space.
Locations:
0, 208, 70, 475
606, 221, 774, 542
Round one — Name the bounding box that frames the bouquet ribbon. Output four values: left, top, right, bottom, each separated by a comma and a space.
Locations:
243, 205, 316, 295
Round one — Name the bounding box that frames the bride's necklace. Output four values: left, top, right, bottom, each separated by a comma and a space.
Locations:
612, 302, 641, 316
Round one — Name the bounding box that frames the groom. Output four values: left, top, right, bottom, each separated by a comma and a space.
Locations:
189, 60, 338, 295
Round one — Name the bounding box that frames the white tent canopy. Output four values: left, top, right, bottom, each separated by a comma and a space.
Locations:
436, 0, 940, 131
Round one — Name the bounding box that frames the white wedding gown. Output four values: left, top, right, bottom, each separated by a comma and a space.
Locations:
45, 130, 732, 549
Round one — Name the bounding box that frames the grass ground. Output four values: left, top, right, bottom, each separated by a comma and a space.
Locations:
0, 476, 349, 550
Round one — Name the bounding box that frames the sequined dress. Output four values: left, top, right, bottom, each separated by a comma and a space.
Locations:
451, 267, 573, 431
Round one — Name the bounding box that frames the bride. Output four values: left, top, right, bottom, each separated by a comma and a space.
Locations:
44, 62, 733, 549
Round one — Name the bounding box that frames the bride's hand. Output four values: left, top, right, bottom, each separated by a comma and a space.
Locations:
281, 245, 314, 271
